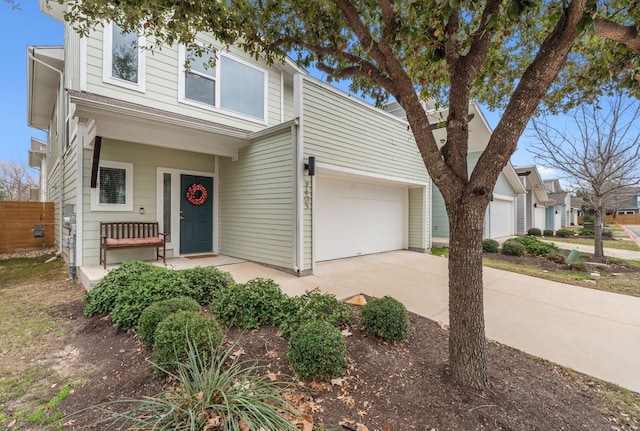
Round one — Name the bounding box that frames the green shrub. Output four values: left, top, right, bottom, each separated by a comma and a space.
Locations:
527, 228, 542, 236
180, 266, 235, 304
279, 288, 353, 338
511, 236, 560, 256
90, 341, 300, 430
152, 311, 223, 374
482, 239, 499, 253
555, 228, 574, 238
137, 297, 201, 346
84, 261, 157, 317
109, 266, 195, 331
210, 278, 288, 329
581, 228, 594, 236
502, 239, 526, 256
360, 296, 410, 341
287, 320, 347, 380
543, 229, 554, 237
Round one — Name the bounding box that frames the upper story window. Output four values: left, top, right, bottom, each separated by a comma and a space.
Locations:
179, 45, 267, 122
103, 22, 146, 92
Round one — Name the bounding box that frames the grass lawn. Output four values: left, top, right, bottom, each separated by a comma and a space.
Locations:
546, 236, 640, 252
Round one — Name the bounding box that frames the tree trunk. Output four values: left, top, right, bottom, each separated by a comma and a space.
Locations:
447, 196, 489, 390
594, 204, 604, 259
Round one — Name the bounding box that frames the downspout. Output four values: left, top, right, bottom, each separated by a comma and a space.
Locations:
292, 73, 304, 274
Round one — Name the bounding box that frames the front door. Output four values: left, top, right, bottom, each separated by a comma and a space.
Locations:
180, 174, 213, 254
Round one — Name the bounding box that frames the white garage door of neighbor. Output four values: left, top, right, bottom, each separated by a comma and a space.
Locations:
316, 177, 407, 261
489, 199, 514, 239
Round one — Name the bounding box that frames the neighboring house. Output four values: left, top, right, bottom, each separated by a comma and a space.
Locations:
28, 138, 47, 202
542, 178, 570, 231
611, 187, 640, 215
384, 101, 526, 242
514, 166, 550, 234
569, 197, 583, 226
28, 2, 434, 287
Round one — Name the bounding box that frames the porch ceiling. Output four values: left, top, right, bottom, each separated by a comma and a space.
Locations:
69, 91, 251, 159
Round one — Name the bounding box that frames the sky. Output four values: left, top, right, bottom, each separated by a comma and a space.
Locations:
0, 2, 550, 175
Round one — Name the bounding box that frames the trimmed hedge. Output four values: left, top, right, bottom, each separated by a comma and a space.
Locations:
137, 297, 201, 346
180, 266, 235, 304
287, 320, 347, 380
502, 239, 526, 256
152, 311, 224, 374
279, 288, 353, 339
482, 239, 499, 253
210, 278, 288, 328
360, 296, 410, 341
555, 228, 574, 238
543, 229, 554, 237
527, 228, 542, 236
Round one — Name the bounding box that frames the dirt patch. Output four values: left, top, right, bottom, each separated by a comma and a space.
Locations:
48, 299, 638, 431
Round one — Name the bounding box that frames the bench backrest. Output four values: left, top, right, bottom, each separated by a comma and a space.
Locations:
100, 222, 159, 239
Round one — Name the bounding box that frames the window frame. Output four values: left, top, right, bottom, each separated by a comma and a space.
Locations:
178, 45, 268, 124
91, 160, 134, 212
102, 22, 146, 92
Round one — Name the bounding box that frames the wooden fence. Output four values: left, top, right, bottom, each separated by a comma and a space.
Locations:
577, 214, 640, 226
0, 201, 55, 253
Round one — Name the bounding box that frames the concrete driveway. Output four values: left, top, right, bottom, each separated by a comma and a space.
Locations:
80, 250, 640, 392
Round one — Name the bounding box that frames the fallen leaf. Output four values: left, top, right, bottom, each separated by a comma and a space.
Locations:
331, 377, 345, 386
231, 347, 245, 359
338, 394, 355, 408
301, 413, 313, 431
357, 409, 367, 417
341, 329, 353, 337
266, 372, 277, 381
356, 423, 369, 431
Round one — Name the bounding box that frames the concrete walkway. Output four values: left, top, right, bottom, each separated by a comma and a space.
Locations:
79, 250, 640, 393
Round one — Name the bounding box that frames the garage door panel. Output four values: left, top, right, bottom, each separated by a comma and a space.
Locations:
489, 199, 513, 239
316, 177, 406, 261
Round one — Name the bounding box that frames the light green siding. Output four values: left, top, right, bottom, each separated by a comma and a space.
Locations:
408, 187, 429, 251
431, 151, 516, 239
494, 170, 515, 197
303, 177, 312, 271
80, 139, 215, 265
302, 79, 428, 182
82, 27, 287, 131
218, 129, 295, 270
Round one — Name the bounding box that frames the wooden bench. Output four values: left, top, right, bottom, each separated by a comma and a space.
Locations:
100, 222, 166, 269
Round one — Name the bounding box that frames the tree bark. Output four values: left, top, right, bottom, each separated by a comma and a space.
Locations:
446, 194, 489, 389
594, 203, 605, 259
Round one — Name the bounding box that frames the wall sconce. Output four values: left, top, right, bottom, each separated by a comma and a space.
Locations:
533, 203, 537, 208
555, 210, 559, 214
490, 194, 494, 201
570, 209, 573, 213
139, 207, 145, 215
304, 156, 316, 176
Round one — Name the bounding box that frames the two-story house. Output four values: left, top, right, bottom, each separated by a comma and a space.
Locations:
28, 2, 438, 287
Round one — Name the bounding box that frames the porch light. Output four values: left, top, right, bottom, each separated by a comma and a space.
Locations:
304, 156, 316, 176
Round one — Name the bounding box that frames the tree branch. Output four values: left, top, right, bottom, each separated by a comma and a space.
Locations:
594, 18, 640, 52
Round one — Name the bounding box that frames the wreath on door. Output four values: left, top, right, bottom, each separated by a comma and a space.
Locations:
186, 183, 208, 205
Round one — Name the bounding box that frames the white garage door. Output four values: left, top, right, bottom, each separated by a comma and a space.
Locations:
316, 176, 407, 261
489, 198, 514, 239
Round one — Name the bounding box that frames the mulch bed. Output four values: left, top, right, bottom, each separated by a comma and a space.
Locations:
54, 297, 637, 430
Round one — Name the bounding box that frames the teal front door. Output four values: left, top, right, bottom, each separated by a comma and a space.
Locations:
180, 175, 213, 254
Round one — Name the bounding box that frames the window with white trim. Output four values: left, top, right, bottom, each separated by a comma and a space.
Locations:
103, 22, 146, 91
91, 160, 134, 211
179, 46, 266, 121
